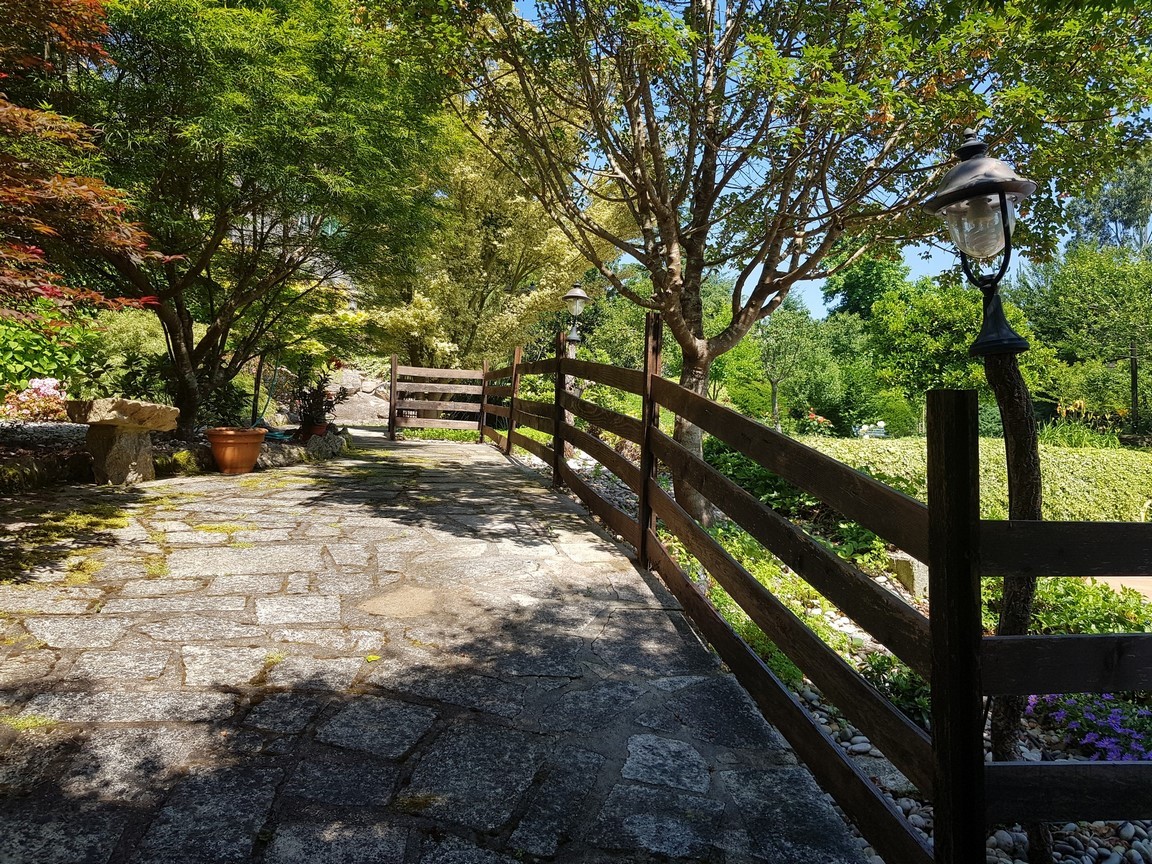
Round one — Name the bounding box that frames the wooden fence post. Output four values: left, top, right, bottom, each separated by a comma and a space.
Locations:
388, 354, 398, 441
552, 332, 566, 488
927, 389, 985, 864
638, 312, 663, 568
477, 359, 489, 444
505, 346, 522, 456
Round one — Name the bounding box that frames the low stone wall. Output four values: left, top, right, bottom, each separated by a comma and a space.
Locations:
0, 451, 93, 494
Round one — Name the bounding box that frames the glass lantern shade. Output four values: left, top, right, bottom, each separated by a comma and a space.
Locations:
939, 194, 1016, 259
563, 286, 589, 317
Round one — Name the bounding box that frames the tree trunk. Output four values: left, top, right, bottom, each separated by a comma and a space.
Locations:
984, 352, 1051, 864
174, 377, 201, 440
674, 358, 713, 525
770, 379, 781, 432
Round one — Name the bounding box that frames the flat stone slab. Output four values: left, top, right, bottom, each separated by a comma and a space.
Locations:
266, 657, 362, 691
403, 722, 545, 831
0, 810, 130, 864
587, 783, 726, 859
66, 398, 178, 431
285, 759, 397, 806
244, 693, 324, 734
316, 696, 437, 758
265, 821, 407, 864
622, 733, 711, 793
130, 767, 281, 864
182, 646, 269, 687
256, 596, 342, 625
21, 690, 237, 723
168, 545, 324, 577
65, 650, 171, 681
62, 727, 209, 802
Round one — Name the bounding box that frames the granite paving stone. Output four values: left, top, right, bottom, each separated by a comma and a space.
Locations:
61, 726, 210, 801
587, 783, 726, 859
244, 692, 325, 733
266, 657, 362, 691
402, 722, 545, 831
621, 733, 712, 793
316, 696, 437, 758
264, 821, 407, 864
130, 767, 281, 864
256, 596, 342, 625
508, 746, 605, 856
0, 435, 866, 864
722, 768, 867, 863
21, 690, 237, 723
0, 810, 130, 864
284, 758, 397, 806
181, 646, 270, 687
65, 650, 170, 681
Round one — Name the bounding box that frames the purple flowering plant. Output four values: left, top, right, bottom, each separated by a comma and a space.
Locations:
1027, 692, 1152, 761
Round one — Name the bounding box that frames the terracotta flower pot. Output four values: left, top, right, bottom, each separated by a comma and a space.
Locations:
205, 427, 267, 475
298, 422, 329, 443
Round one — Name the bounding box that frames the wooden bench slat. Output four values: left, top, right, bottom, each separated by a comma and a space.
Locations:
559, 393, 643, 444
560, 358, 644, 394
396, 400, 481, 413
561, 422, 642, 494
396, 365, 484, 379
394, 417, 478, 430
396, 382, 484, 396
985, 762, 1152, 823
559, 461, 640, 547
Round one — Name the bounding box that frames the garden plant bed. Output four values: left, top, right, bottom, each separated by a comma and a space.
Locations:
1, 422, 352, 492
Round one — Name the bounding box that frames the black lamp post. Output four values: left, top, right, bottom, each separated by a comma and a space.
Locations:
922, 129, 1036, 356
563, 284, 590, 345
925, 130, 1052, 859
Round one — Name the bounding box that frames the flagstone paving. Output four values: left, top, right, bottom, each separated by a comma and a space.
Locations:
0, 435, 866, 863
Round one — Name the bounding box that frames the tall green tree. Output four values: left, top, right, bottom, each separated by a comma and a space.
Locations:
445, 0, 1152, 519
1067, 149, 1152, 253
369, 123, 598, 367
821, 257, 910, 319
67, 0, 445, 436
1012, 243, 1152, 426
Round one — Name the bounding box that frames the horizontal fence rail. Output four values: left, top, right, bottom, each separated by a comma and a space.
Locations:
467, 314, 1152, 863
387, 355, 486, 440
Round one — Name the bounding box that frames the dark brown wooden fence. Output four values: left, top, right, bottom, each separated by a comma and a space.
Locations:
386, 355, 485, 440
473, 314, 1152, 864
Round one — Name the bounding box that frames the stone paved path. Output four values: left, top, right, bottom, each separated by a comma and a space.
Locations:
0, 435, 865, 863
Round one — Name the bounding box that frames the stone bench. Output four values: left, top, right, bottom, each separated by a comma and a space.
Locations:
66, 398, 180, 484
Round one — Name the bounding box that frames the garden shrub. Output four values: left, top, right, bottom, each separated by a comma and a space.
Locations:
1038, 419, 1121, 449
705, 436, 1152, 523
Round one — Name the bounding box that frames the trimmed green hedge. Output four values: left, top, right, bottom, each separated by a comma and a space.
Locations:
786, 437, 1152, 523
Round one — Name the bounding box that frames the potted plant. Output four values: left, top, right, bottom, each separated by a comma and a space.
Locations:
290, 373, 349, 442
205, 426, 267, 474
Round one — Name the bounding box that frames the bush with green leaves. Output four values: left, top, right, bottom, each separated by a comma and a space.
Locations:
1038, 419, 1121, 449
0, 312, 100, 394
716, 435, 1152, 523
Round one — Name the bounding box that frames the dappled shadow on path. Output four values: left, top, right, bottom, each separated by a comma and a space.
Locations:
0, 436, 867, 864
